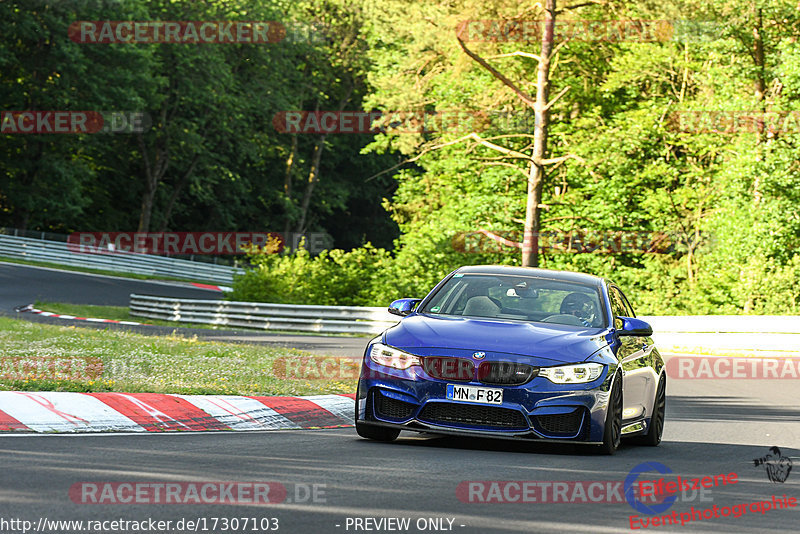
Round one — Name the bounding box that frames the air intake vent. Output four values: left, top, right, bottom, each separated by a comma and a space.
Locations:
374, 392, 416, 420
419, 403, 528, 430
535, 409, 584, 435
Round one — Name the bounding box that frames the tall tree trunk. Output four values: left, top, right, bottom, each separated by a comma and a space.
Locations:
15, 139, 43, 232
522, 0, 555, 268
283, 133, 298, 237
752, 3, 766, 207
292, 84, 353, 237
745, 3, 767, 313
136, 130, 169, 233
295, 134, 327, 235
158, 153, 200, 232
138, 189, 156, 234
136, 98, 172, 233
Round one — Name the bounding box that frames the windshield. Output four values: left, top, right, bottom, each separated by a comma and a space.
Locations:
421, 273, 607, 328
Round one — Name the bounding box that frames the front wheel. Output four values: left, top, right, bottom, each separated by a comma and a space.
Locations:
597, 373, 623, 455
354, 387, 400, 442
355, 422, 400, 442
631, 374, 666, 446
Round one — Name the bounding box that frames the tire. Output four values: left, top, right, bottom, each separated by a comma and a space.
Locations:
354, 387, 400, 442
597, 373, 623, 455
355, 422, 400, 442
631, 374, 666, 446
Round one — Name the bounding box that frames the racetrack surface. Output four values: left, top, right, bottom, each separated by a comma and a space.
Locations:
0, 262, 221, 311
0, 262, 369, 358
2, 374, 798, 533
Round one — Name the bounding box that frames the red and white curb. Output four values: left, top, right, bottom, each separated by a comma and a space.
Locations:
190, 282, 232, 292
16, 305, 146, 326
0, 392, 355, 433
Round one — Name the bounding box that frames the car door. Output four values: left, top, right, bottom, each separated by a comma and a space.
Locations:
608, 285, 650, 422
618, 288, 662, 421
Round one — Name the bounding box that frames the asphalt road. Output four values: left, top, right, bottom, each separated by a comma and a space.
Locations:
0, 262, 220, 311
2, 371, 799, 533
0, 262, 369, 357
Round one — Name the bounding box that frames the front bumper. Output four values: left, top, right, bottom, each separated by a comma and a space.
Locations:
356, 353, 617, 444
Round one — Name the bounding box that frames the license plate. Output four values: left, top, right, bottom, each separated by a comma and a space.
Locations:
446, 384, 503, 405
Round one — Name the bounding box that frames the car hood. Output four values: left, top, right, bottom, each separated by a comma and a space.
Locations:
384, 313, 609, 364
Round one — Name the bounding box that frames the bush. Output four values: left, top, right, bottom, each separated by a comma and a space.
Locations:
230, 244, 395, 306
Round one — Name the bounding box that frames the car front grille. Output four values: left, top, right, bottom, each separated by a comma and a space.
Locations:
421, 356, 474, 381
534, 409, 584, 435
477, 361, 538, 386
374, 392, 417, 420
418, 402, 529, 430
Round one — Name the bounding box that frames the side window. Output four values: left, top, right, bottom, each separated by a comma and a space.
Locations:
608, 287, 627, 330
425, 279, 465, 314
442, 282, 468, 314
618, 289, 636, 318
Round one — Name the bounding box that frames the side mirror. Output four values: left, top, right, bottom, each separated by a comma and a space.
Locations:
618, 317, 653, 337
388, 298, 422, 317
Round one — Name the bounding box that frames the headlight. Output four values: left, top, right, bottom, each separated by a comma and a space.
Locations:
539, 363, 604, 384
369, 343, 421, 370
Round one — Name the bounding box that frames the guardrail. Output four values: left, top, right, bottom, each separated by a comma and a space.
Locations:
129, 294, 398, 334
129, 295, 800, 351
0, 234, 243, 285
640, 316, 800, 334
641, 316, 800, 353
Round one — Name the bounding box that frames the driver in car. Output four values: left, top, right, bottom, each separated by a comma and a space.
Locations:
560, 292, 597, 327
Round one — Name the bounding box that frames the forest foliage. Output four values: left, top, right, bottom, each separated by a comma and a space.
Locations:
4, 1, 800, 314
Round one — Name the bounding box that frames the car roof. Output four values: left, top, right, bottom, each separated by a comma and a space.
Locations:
454, 265, 606, 288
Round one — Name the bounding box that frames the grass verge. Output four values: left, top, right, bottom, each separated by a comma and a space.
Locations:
0, 317, 357, 396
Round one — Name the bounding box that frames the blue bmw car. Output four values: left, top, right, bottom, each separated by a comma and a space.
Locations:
355, 265, 666, 454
